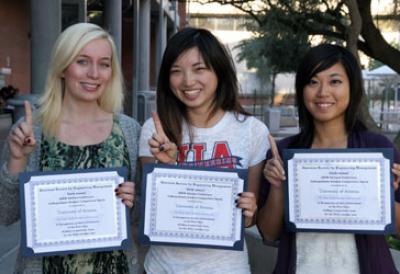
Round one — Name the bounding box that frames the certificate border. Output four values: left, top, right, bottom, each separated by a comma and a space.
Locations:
19, 167, 132, 257
139, 163, 247, 251
283, 148, 395, 234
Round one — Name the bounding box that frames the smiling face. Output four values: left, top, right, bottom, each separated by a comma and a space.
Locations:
63, 38, 112, 104
303, 62, 350, 126
169, 47, 219, 115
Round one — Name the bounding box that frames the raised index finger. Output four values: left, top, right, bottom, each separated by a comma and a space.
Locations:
268, 134, 281, 161
24, 100, 33, 126
151, 112, 166, 137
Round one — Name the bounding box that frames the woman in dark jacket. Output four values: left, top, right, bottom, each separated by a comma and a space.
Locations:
257, 44, 400, 274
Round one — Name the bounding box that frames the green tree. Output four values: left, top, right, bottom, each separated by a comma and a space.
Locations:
197, 0, 400, 146
236, 11, 310, 105
197, 0, 400, 72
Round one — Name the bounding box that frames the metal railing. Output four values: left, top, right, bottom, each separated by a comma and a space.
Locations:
370, 109, 400, 132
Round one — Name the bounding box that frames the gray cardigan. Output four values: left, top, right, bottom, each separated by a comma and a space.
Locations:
0, 113, 142, 274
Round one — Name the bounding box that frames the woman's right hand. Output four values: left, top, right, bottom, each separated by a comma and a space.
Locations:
148, 112, 178, 164
263, 134, 286, 188
8, 101, 36, 161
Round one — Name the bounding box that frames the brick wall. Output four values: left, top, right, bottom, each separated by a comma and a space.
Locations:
0, 0, 30, 93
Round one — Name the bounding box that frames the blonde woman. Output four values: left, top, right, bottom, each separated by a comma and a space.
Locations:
0, 23, 141, 274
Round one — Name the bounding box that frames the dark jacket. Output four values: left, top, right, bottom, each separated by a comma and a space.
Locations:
259, 130, 400, 274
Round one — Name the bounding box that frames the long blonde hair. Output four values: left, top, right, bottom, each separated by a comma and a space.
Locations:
38, 22, 124, 137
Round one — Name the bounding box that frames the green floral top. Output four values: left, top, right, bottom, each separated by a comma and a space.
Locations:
40, 118, 130, 274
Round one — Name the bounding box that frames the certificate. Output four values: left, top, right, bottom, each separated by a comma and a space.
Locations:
283, 148, 395, 234
19, 168, 131, 257
139, 164, 247, 250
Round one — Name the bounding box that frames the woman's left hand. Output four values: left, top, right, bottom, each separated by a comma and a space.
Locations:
236, 192, 257, 227
393, 163, 400, 191
115, 181, 135, 208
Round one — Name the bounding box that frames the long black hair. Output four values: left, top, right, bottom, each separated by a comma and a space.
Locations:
156, 27, 247, 146
291, 44, 367, 148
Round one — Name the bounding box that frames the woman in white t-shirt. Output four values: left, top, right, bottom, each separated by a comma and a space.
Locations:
139, 27, 270, 273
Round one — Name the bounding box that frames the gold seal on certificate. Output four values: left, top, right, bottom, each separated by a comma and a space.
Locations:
283, 148, 395, 234
139, 164, 247, 250
19, 168, 131, 257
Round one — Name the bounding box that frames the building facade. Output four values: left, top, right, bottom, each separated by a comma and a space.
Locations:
0, 0, 186, 119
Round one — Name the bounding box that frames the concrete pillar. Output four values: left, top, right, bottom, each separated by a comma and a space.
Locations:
156, 0, 167, 80
172, 1, 179, 34
78, 0, 87, 22
30, 0, 61, 95
132, 0, 140, 118
139, 0, 151, 91
161, 16, 167, 58
104, 0, 122, 59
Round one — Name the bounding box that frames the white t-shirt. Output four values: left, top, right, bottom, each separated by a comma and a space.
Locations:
139, 111, 270, 274
296, 232, 360, 274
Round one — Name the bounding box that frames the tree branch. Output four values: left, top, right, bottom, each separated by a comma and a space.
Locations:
344, 0, 362, 62
358, 0, 400, 73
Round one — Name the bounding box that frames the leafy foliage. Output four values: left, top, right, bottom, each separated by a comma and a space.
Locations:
196, 0, 400, 73
386, 235, 400, 251
236, 36, 270, 83
257, 11, 311, 74
235, 9, 311, 104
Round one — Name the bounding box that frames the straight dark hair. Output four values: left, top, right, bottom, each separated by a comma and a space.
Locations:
292, 44, 367, 148
156, 27, 247, 147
